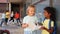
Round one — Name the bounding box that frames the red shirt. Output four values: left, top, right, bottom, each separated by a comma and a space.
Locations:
14, 13, 20, 19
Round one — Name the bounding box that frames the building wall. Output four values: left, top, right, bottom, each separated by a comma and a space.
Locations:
53, 0, 60, 34
0, 0, 8, 3
9, 0, 22, 3
0, 0, 8, 13
34, 0, 49, 22
0, 3, 8, 13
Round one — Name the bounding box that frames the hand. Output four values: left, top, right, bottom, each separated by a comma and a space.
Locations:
39, 26, 45, 30
22, 24, 28, 28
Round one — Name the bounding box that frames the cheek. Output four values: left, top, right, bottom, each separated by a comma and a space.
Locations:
32, 11, 35, 14
44, 12, 48, 17
28, 11, 32, 14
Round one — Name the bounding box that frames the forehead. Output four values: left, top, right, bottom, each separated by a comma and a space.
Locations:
43, 10, 49, 14
28, 7, 35, 9
44, 10, 51, 15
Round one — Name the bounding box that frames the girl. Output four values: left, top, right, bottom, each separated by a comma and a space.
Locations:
40, 7, 56, 34
22, 5, 38, 34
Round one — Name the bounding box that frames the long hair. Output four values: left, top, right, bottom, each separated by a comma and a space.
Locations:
44, 7, 56, 22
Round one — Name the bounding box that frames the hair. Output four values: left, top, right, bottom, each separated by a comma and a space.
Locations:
26, 5, 35, 14
5, 10, 9, 13
44, 7, 56, 22
6, 10, 9, 12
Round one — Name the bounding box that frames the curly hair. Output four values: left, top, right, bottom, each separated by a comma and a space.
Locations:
44, 7, 56, 22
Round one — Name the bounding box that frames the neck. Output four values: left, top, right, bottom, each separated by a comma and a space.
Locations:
46, 17, 50, 19
28, 15, 34, 16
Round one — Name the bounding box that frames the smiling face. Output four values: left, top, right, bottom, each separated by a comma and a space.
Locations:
44, 10, 51, 19
27, 7, 35, 16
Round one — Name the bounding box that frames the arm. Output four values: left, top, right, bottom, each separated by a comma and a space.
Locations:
42, 27, 54, 33
40, 21, 54, 33
22, 23, 28, 28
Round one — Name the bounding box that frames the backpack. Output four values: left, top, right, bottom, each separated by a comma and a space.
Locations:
43, 19, 57, 34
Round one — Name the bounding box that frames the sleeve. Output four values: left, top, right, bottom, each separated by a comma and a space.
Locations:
51, 21, 54, 27
22, 17, 26, 23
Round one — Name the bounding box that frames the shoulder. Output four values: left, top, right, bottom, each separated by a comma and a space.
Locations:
23, 16, 29, 23
51, 20, 54, 24
24, 16, 28, 18
50, 20, 54, 24
23, 16, 28, 20
49, 20, 54, 23
34, 16, 38, 19
50, 20, 54, 27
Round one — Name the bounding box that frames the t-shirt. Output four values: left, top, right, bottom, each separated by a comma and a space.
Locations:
6, 12, 10, 18
1, 13, 5, 19
10, 12, 14, 17
14, 13, 20, 19
23, 15, 38, 31
42, 19, 54, 34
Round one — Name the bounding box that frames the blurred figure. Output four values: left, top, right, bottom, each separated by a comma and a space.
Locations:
0, 12, 5, 26
14, 12, 21, 26
9, 11, 14, 22
40, 7, 56, 34
5, 10, 10, 25
22, 5, 38, 34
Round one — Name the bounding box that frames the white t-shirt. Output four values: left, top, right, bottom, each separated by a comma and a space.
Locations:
1, 13, 5, 18
23, 15, 38, 31
10, 12, 14, 17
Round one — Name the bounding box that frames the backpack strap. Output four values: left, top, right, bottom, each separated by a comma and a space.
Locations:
43, 19, 51, 29
49, 20, 53, 34
49, 20, 51, 29
43, 18, 46, 23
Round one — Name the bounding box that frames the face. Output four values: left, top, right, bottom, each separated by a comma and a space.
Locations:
44, 10, 51, 18
28, 7, 35, 16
